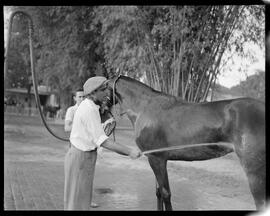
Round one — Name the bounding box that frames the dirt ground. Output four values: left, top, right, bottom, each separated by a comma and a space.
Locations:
4, 113, 256, 211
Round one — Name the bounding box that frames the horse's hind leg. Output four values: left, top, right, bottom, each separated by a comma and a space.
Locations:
148, 155, 172, 211
233, 132, 265, 209
154, 179, 164, 210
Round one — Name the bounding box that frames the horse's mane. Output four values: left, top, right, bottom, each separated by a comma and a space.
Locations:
120, 76, 157, 91
119, 76, 187, 104
120, 76, 172, 96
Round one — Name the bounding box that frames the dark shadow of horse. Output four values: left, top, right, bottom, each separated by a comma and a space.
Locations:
105, 75, 265, 211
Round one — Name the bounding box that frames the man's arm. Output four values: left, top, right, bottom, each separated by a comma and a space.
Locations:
64, 107, 73, 132
64, 120, 73, 132
101, 139, 141, 159
84, 105, 141, 159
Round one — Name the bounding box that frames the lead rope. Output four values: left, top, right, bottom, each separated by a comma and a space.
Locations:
142, 142, 234, 155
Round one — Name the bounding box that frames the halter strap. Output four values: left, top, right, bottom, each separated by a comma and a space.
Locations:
112, 74, 121, 116
111, 74, 121, 142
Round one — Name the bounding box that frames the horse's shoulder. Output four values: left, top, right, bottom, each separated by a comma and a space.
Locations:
134, 111, 160, 136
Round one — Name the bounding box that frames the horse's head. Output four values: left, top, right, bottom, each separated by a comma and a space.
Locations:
99, 76, 122, 115
105, 75, 144, 116
95, 76, 123, 136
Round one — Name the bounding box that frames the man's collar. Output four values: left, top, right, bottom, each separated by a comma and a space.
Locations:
86, 98, 100, 108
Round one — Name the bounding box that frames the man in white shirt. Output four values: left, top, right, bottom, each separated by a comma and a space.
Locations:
64, 89, 84, 132
64, 76, 142, 210
64, 88, 99, 208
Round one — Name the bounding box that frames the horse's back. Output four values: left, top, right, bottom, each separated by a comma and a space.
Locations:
135, 97, 264, 161
154, 97, 265, 138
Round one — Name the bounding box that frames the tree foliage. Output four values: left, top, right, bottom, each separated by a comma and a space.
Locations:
5, 9, 31, 89
5, 5, 265, 109
93, 5, 264, 102
6, 6, 107, 108
231, 70, 265, 102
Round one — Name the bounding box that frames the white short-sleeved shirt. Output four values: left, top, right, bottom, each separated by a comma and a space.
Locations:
65, 104, 78, 122
70, 99, 109, 151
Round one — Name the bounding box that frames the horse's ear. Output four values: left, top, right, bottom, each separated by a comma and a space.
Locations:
108, 68, 122, 79
107, 71, 119, 80
107, 74, 121, 85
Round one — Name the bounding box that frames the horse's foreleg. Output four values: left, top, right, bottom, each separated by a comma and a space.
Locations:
148, 156, 172, 211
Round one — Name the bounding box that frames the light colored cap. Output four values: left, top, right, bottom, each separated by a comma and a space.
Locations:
83, 76, 107, 96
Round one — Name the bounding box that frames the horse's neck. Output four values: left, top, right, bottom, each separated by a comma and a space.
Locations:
117, 77, 184, 124
118, 80, 157, 114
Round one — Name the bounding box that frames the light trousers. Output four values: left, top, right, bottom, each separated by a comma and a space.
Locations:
64, 144, 97, 210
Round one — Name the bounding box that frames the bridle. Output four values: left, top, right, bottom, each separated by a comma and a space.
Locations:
98, 75, 122, 141
112, 74, 122, 117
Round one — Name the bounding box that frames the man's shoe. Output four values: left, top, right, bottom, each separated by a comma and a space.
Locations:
90, 202, 99, 208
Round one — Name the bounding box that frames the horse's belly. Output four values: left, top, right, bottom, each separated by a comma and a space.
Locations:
166, 143, 234, 161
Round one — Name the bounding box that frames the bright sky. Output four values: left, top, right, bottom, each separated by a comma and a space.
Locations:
217, 48, 265, 88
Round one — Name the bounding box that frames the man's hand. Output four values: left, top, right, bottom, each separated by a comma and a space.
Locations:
102, 117, 116, 136
129, 148, 142, 159
101, 140, 142, 158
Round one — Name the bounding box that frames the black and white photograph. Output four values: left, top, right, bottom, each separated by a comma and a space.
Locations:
3, 5, 267, 213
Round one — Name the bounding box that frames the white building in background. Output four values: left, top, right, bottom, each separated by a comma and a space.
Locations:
5, 85, 60, 116
37, 85, 59, 107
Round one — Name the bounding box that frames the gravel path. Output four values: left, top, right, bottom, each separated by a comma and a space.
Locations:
4, 114, 256, 210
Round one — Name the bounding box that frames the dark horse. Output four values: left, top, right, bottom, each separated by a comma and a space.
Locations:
105, 75, 265, 211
